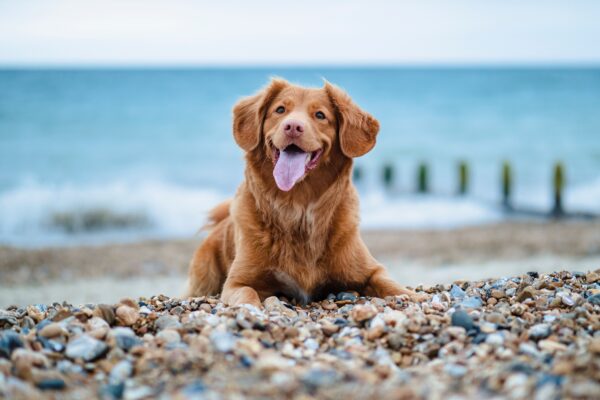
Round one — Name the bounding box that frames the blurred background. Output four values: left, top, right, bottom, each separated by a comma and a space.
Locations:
1, 0, 599, 305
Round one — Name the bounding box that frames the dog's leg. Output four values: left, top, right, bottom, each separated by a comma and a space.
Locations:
364, 266, 427, 302
220, 258, 270, 308
221, 284, 262, 308
185, 229, 228, 298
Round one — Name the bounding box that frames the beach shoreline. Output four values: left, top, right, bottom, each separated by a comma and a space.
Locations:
1, 221, 599, 307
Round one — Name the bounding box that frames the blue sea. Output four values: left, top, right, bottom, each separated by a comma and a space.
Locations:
1, 67, 599, 246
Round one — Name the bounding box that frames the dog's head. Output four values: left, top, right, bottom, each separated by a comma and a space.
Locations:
233, 78, 379, 192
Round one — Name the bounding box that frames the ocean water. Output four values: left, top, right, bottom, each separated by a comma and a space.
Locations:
1, 67, 599, 246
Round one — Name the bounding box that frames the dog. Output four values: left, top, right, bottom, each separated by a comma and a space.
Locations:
186, 78, 419, 307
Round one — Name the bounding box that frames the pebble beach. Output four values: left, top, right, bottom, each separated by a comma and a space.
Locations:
1, 270, 600, 399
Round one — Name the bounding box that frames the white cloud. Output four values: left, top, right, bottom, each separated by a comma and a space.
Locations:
0, 0, 599, 65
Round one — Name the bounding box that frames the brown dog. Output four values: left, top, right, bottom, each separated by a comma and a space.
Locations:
186, 78, 417, 307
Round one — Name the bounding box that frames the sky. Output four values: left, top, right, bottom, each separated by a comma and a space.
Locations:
0, 0, 599, 66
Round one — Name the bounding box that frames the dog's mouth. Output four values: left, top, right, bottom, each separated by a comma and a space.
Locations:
272, 144, 323, 192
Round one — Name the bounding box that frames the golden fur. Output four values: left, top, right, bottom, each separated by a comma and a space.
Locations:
186, 79, 418, 307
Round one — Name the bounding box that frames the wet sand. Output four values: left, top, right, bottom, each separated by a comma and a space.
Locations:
1, 221, 600, 307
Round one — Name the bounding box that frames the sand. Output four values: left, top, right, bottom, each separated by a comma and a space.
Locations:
1, 221, 599, 307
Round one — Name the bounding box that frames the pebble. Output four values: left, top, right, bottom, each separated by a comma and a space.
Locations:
36, 378, 66, 390
38, 322, 64, 338
65, 334, 108, 361
155, 315, 181, 331
528, 324, 551, 341
336, 292, 358, 302
109, 360, 133, 383
587, 293, 600, 305
450, 284, 466, 299
210, 331, 236, 353
156, 329, 181, 343
0, 330, 24, 358
459, 296, 483, 308
350, 304, 378, 322
451, 309, 475, 331
116, 305, 139, 326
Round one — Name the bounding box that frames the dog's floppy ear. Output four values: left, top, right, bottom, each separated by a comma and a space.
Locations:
233, 79, 288, 151
324, 82, 380, 158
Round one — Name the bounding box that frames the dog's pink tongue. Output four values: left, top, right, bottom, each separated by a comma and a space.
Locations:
274, 149, 307, 191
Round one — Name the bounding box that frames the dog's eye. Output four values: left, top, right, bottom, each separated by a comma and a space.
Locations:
275, 106, 285, 114
315, 111, 326, 120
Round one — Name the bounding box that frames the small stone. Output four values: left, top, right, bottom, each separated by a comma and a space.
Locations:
450, 285, 466, 299
66, 334, 108, 362
350, 304, 378, 323
93, 304, 116, 325
0, 331, 24, 358
528, 324, 551, 341
157, 329, 181, 344
109, 360, 133, 383
100, 383, 125, 399
12, 348, 49, 378
586, 271, 599, 283
587, 294, 600, 306
256, 353, 293, 373
302, 368, 338, 388
444, 363, 467, 377
336, 292, 357, 302
155, 315, 181, 331
320, 320, 339, 336
210, 331, 236, 353
110, 327, 142, 352
516, 286, 537, 302
451, 310, 475, 331
538, 340, 567, 353
490, 289, 505, 299
36, 378, 66, 390
116, 305, 139, 326
38, 322, 64, 338
263, 297, 297, 318
459, 296, 483, 308
589, 338, 600, 354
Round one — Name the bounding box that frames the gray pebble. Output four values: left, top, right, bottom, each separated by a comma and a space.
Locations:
155, 315, 181, 331
528, 324, 551, 340
66, 334, 108, 361
0, 330, 23, 358
450, 285, 466, 299
210, 331, 236, 353
336, 292, 357, 302
587, 294, 600, 305
109, 360, 133, 384
451, 310, 475, 331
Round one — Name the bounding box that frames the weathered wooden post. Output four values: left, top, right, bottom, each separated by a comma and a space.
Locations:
458, 160, 469, 195
382, 163, 394, 190
551, 162, 565, 217
502, 161, 512, 210
417, 162, 429, 194
353, 165, 362, 183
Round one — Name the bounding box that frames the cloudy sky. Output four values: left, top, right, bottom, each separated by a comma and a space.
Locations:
0, 0, 599, 66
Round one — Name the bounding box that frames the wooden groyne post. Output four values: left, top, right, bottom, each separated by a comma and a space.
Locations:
417, 162, 429, 193
382, 163, 394, 190
551, 162, 565, 217
502, 161, 513, 210
458, 161, 469, 195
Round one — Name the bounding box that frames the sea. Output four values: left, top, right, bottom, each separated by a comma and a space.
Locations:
1, 67, 599, 247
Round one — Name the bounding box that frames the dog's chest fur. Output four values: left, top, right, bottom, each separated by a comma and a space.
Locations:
264, 199, 332, 299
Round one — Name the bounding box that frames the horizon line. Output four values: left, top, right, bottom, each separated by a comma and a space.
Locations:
1, 61, 600, 70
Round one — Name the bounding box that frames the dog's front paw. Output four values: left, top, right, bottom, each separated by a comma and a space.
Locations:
396, 291, 429, 303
